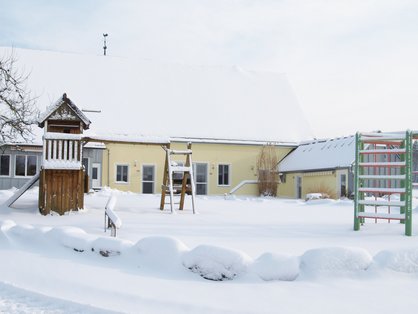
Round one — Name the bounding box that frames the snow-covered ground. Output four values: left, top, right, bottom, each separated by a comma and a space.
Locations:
1, 188, 418, 314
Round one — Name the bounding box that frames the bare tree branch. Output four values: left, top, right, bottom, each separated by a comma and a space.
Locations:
0, 50, 38, 143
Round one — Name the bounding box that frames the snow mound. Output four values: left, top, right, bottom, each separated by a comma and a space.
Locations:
46, 227, 97, 253
0, 229, 9, 247
252, 252, 300, 281
91, 237, 134, 257
7, 224, 46, 247
95, 186, 134, 197
183, 245, 252, 281
374, 248, 418, 273
301, 247, 372, 274
135, 236, 189, 269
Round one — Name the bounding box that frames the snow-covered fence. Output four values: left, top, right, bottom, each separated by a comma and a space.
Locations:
104, 195, 121, 237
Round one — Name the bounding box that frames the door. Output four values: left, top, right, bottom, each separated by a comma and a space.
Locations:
193, 163, 208, 195
92, 163, 101, 189
339, 174, 347, 197
142, 165, 155, 194
296, 176, 302, 199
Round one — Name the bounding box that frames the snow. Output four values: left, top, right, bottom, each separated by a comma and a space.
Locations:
183, 244, 251, 281
42, 160, 82, 170
252, 252, 300, 281
300, 247, 372, 274
84, 133, 170, 145
0, 188, 418, 313
104, 195, 122, 228
0, 47, 314, 143
43, 132, 83, 140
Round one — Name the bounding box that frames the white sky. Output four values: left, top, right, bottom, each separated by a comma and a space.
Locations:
1, 0, 417, 139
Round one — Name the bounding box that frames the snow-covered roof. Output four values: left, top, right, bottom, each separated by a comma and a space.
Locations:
38, 93, 91, 129
278, 135, 356, 172
171, 137, 298, 147
3, 47, 314, 143
84, 133, 169, 145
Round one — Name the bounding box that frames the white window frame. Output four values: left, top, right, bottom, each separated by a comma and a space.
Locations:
115, 164, 129, 184
217, 163, 231, 187
15, 155, 37, 177
0, 154, 11, 177
142, 164, 156, 194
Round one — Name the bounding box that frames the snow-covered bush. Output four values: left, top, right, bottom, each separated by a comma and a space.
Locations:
374, 248, 418, 273
135, 236, 189, 270
301, 247, 372, 274
91, 237, 134, 257
7, 224, 46, 247
47, 227, 97, 253
252, 252, 300, 281
183, 245, 251, 281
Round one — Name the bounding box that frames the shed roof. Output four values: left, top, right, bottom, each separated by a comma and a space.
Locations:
279, 135, 356, 172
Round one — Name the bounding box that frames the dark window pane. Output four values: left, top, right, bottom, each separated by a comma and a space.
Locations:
92, 168, 98, 180
122, 168, 128, 182
116, 165, 122, 182
196, 183, 207, 195
27, 156, 37, 176
15, 156, 25, 176
218, 164, 229, 185
82, 158, 89, 171
143, 182, 153, 194
0, 155, 10, 176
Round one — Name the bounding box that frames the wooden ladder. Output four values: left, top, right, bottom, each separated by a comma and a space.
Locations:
160, 143, 196, 214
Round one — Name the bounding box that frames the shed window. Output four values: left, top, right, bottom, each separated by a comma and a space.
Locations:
0, 155, 10, 176
15, 155, 37, 177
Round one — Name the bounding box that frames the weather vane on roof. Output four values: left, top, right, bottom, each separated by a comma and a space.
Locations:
103, 33, 108, 56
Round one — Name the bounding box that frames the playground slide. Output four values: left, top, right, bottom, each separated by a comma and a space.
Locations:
4, 173, 40, 207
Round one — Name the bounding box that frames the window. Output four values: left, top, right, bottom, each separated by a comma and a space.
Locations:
218, 164, 230, 186
116, 165, 129, 183
0, 155, 10, 176
15, 155, 37, 177
142, 165, 155, 194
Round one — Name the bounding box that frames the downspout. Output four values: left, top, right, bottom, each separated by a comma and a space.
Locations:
107, 148, 110, 186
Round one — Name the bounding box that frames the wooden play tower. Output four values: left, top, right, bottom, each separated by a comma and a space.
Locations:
38, 93, 91, 215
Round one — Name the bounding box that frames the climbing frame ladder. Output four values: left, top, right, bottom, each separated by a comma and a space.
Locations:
354, 131, 414, 236
159, 143, 196, 214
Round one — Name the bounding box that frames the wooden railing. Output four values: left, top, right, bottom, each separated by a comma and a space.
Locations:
42, 132, 83, 170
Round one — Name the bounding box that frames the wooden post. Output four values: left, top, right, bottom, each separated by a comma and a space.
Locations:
160, 143, 171, 210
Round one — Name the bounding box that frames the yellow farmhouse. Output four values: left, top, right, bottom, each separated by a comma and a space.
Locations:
98, 138, 296, 196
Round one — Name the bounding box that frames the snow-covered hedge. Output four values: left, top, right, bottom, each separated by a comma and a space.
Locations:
182, 245, 251, 281
374, 248, 418, 273
301, 247, 373, 274
135, 236, 189, 271
3, 219, 418, 281
252, 252, 300, 281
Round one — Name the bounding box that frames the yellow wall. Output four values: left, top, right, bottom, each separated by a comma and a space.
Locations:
278, 169, 349, 199
101, 141, 294, 195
